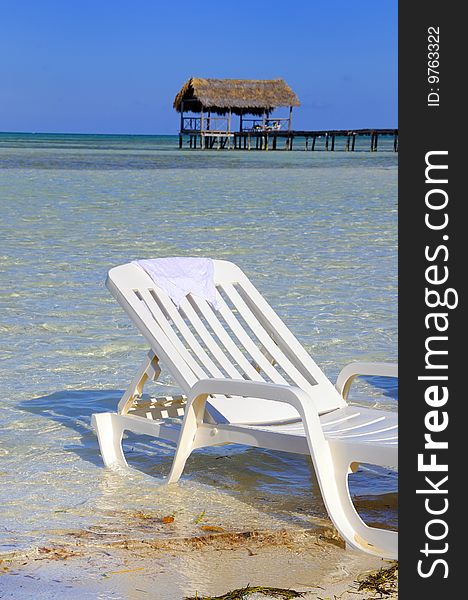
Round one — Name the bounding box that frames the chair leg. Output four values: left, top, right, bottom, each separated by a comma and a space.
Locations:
118, 350, 161, 414
319, 450, 397, 559
91, 413, 128, 469
167, 400, 201, 484
166, 446, 192, 484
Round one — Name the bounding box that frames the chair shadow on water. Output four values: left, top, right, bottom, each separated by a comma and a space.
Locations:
18, 388, 176, 472
19, 388, 397, 534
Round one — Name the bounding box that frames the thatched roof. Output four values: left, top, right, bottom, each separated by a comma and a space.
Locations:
173, 78, 300, 116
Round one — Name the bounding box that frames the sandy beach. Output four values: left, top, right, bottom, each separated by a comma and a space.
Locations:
1, 526, 397, 599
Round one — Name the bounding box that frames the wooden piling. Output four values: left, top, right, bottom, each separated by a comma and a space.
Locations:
180, 127, 397, 153
180, 101, 185, 141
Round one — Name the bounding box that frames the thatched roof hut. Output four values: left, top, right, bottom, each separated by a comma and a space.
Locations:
173, 77, 300, 116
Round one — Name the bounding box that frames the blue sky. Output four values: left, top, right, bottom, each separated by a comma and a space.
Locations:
1, 1, 397, 134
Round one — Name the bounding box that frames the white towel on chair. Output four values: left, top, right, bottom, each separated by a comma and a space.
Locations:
134, 257, 220, 310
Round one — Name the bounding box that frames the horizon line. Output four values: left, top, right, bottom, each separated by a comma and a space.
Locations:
0, 130, 177, 136
0, 127, 398, 137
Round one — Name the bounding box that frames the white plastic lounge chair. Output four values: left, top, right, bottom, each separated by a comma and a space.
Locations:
91, 260, 398, 559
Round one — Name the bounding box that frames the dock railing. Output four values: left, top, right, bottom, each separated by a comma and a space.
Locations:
182, 116, 201, 132
182, 115, 230, 133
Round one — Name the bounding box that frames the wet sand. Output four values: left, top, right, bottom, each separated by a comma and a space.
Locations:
1, 528, 397, 599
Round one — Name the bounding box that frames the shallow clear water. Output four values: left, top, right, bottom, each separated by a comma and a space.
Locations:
0, 133, 397, 555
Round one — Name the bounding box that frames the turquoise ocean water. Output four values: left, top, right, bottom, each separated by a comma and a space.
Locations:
0, 133, 397, 555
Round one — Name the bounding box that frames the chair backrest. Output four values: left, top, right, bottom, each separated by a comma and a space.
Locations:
106, 260, 346, 423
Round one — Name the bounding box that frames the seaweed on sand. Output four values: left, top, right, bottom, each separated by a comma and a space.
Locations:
185, 585, 305, 599
356, 563, 398, 597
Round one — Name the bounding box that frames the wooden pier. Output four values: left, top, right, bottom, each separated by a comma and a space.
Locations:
173, 78, 397, 152
181, 129, 398, 152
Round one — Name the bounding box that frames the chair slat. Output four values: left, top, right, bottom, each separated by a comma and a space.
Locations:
139, 289, 208, 379
154, 290, 225, 379
188, 295, 265, 382
178, 297, 245, 379
238, 279, 338, 391
327, 416, 386, 434
215, 289, 289, 385
222, 283, 318, 394
123, 290, 199, 389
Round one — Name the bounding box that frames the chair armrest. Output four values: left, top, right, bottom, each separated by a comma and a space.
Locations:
186, 378, 327, 446
335, 362, 398, 400
189, 378, 312, 407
